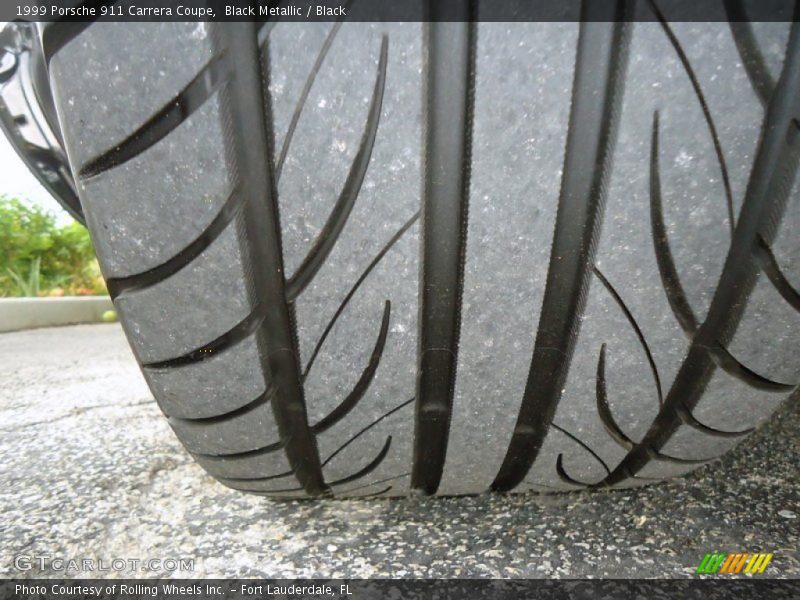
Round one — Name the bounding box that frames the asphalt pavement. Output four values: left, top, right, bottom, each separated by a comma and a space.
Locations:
0, 324, 797, 578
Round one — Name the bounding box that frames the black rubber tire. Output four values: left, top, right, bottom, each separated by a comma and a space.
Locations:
43, 6, 800, 498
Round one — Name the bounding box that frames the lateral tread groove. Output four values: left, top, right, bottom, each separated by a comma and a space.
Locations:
285, 36, 389, 302
80, 54, 227, 179
600, 19, 800, 485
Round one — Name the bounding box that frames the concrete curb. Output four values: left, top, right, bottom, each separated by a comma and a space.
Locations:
0, 297, 114, 333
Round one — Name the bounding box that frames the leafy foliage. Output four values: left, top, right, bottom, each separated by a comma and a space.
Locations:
0, 196, 107, 297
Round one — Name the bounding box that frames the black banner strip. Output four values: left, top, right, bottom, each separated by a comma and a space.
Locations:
6, 0, 798, 23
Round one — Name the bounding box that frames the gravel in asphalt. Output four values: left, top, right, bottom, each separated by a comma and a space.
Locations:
0, 324, 797, 578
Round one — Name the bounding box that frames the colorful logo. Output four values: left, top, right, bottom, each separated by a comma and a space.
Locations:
696, 552, 774, 575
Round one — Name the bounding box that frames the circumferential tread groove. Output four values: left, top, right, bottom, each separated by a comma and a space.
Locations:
412, 5, 476, 496
222, 23, 327, 495
600, 18, 800, 486
79, 54, 227, 179
50, 9, 799, 500
491, 0, 634, 493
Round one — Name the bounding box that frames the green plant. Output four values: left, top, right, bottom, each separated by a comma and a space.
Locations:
6, 255, 42, 297
0, 196, 107, 297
